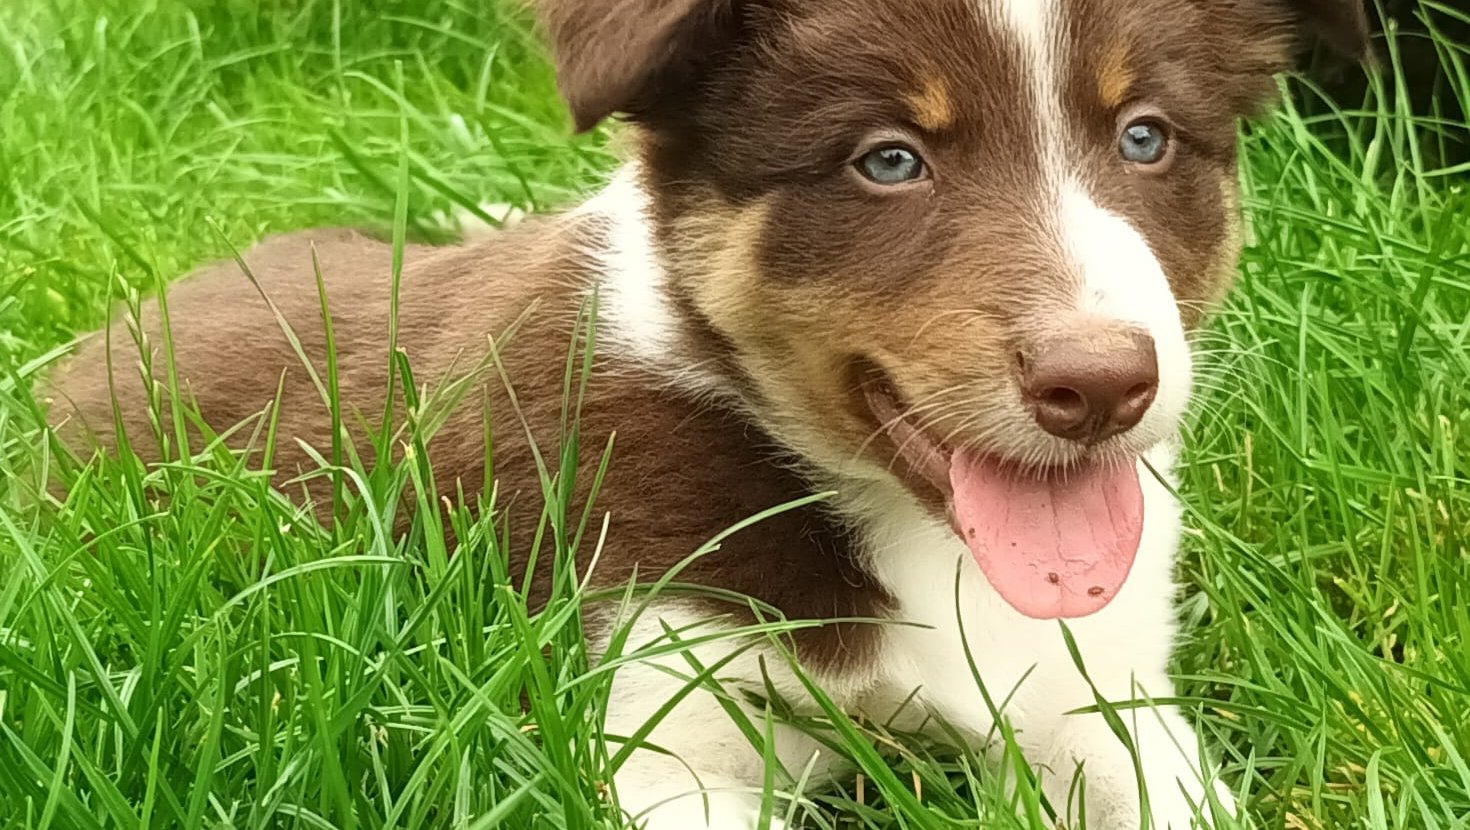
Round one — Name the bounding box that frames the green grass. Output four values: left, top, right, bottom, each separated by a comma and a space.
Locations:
1, 0, 1468, 827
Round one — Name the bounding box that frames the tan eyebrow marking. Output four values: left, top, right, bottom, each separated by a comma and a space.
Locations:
908, 75, 956, 132
1098, 42, 1135, 110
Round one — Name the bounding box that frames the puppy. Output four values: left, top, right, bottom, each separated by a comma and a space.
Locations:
47, 1, 1368, 827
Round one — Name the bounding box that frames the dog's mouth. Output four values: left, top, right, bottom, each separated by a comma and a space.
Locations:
856, 362, 1145, 620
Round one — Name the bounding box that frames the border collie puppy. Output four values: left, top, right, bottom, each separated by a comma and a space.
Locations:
48, 1, 1367, 827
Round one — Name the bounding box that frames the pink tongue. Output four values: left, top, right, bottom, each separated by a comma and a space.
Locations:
949, 452, 1144, 619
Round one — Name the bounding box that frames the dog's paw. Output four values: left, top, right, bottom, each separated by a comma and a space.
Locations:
1041, 740, 1237, 829
1141, 775, 1237, 830
626, 790, 788, 830
1078, 770, 1233, 830
430, 201, 528, 238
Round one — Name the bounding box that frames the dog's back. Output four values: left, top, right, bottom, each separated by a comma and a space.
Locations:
51, 224, 546, 472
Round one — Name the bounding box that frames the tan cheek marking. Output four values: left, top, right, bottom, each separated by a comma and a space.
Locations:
1180, 174, 1244, 328
678, 199, 774, 340
1098, 43, 1135, 110
676, 198, 873, 458
908, 76, 956, 132
1212, 175, 1245, 300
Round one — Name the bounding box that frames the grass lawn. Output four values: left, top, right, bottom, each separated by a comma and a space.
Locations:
2, 0, 1468, 827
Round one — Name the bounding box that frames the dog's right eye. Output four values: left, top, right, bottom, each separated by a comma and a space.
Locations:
856, 145, 927, 185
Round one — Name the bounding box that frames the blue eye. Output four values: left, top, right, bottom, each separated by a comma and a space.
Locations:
1120, 120, 1170, 165
857, 145, 926, 185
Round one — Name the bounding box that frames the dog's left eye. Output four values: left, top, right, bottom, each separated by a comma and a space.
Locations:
1119, 119, 1171, 165
856, 145, 927, 185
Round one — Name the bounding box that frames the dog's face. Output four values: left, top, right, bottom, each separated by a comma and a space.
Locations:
543, 0, 1366, 616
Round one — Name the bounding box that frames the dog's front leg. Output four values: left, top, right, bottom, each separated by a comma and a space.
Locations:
1020, 457, 1235, 828
598, 606, 838, 830
1033, 684, 1236, 830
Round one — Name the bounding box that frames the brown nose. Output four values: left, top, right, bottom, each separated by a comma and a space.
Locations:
1020, 328, 1159, 444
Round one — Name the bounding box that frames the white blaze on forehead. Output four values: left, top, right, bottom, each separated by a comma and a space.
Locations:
1060, 181, 1194, 429
1061, 184, 1178, 327
982, 0, 1183, 359
995, 0, 1051, 46
985, 0, 1069, 178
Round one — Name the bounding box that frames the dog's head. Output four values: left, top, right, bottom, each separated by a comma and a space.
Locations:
541, 0, 1367, 617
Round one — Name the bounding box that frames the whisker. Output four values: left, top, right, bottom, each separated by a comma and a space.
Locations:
852, 384, 968, 460
911, 309, 998, 345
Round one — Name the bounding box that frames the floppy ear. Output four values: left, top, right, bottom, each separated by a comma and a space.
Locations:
539, 0, 736, 133
1288, 0, 1372, 60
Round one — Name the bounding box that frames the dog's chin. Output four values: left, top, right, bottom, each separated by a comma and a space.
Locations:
848, 357, 1158, 620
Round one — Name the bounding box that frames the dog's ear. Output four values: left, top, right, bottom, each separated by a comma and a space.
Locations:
538, 0, 737, 133
1286, 0, 1372, 61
